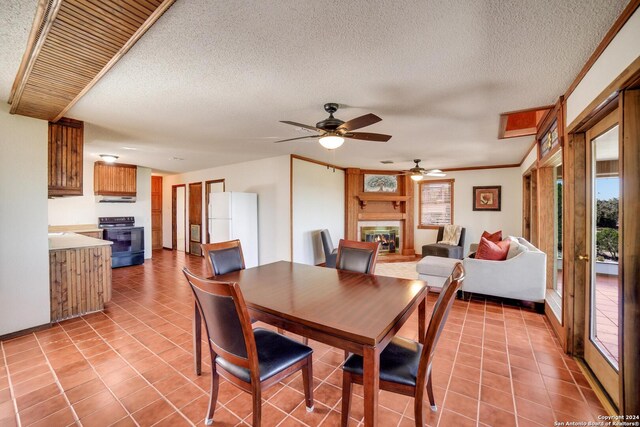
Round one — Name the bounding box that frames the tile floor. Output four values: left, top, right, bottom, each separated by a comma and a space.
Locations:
0, 251, 608, 427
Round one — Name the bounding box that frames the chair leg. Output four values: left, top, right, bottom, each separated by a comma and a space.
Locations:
426, 371, 437, 411
301, 358, 314, 411
303, 337, 309, 345
251, 387, 262, 427
205, 365, 220, 425
340, 372, 352, 427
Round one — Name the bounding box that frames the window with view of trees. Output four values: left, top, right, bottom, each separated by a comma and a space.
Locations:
419, 179, 454, 228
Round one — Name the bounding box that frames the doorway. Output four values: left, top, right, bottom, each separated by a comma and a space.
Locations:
584, 109, 620, 406
172, 184, 186, 252
188, 182, 203, 256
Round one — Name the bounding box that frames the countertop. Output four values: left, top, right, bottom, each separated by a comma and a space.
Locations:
48, 224, 102, 233
48, 232, 112, 251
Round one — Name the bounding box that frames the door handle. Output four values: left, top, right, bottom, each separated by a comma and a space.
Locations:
578, 254, 590, 261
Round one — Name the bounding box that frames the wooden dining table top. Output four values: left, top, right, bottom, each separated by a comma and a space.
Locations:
215, 261, 428, 347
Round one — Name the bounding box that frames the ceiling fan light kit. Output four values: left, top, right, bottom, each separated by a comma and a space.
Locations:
319, 134, 345, 149
277, 103, 391, 149
400, 159, 446, 181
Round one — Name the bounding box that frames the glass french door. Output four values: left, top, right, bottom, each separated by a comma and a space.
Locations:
584, 110, 620, 406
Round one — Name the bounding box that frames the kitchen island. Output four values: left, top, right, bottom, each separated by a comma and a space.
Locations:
48, 232, 113, 322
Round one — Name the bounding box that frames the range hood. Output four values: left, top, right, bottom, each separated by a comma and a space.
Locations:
96, 195, 136, 203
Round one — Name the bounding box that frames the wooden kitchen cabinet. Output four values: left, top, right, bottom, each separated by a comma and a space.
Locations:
48, 118, 83, 197
94, 162, 137, 196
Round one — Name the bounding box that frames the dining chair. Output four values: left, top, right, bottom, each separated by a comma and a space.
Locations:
335, 239, 380, 274
200, 239, 290, 339
201, 239, 245, 277
183, 268, 314, 426
340, 262, 465, 427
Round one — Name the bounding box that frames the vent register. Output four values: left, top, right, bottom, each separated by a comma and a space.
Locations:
8, 0, 175, 121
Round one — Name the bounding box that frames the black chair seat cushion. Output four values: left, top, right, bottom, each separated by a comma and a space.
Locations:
216, 328, 312, 383
421, 243, 463, 260
343, 336, 423, 387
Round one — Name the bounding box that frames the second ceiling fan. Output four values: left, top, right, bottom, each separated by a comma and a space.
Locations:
398, 159, 446, 181
276, 103, 392, 149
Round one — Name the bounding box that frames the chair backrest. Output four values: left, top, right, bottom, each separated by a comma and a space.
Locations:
335, 239, 380, 274
201, 240, 245, 277
183, 268, 258, 372
437, 226, 465, 248
416, 263, 465, 388
320, 229, 335, 257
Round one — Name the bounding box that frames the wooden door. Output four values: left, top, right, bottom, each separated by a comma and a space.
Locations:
189, 182, 203, 256
151, 176, 163, 250
583, 109, 620, 406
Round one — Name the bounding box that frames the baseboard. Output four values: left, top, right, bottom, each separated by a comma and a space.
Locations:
0, 322, 52, 341
162, 246, 173, 251
574, 357, 617, 415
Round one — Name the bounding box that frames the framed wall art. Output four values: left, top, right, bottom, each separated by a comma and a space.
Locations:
363, 174, 398, 193
473, 186, 501, 211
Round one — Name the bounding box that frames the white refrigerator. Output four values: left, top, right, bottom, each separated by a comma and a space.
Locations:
208, 192, 259, 268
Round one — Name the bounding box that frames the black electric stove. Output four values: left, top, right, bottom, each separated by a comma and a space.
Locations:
99, 217, 144, 267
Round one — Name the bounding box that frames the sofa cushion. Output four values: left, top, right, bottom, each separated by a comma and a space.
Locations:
506, 237, 529, 259
475, 237, 509, 260
481, 230, 502, 243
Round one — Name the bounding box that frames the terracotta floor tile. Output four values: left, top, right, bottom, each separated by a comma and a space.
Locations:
153, 411, 193, 427
179, 394, 211, 424
165, 382, 205, 409
64, 378, 107, 404
109, 376, 148, 400
479, 401, 517, 427
269, 386, 305, 414
27, 407, 75, 427
18, 394, 68, 426
131, 398, 175, 425
443, 390, 478, 419
120, 385, 162, 413
438, 409, 476, 427
290, 400, 332, 426
480, 385, 514, 413
79, 401, 127, 427
15, 383, 60, 412
448, 376, 480, 400
72, 389, 117, 419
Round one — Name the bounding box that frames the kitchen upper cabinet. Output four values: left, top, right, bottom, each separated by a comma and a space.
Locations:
94, 162, 137, 196
48, 118, 83, 197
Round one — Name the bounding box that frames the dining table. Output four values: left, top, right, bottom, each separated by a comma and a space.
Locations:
192, 261, 428, 427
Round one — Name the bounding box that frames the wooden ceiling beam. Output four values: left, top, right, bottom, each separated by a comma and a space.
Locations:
9, 0, 175, 122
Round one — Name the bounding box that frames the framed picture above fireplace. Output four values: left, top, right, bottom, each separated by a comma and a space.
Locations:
473, 186, 501, 211
363, 174, 398, 193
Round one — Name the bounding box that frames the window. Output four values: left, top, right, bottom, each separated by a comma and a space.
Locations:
419, 179, 454, 228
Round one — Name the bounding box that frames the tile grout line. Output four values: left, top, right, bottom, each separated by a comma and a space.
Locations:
435, 296, 473, 427
501, 303, 519, 426
474, 298, 486, 427
1, 340, 22, 427
32, 331, 82, 426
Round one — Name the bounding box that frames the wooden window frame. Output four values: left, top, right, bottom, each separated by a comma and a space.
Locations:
418, 179, 455, 230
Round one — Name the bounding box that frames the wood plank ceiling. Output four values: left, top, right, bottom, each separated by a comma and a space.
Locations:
8, 0, 175, 122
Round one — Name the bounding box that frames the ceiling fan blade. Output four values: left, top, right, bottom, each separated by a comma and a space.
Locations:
337, 113, 382, 131
273, 135, 321, 143
344, 132, 392, 142
279, 121, 321, 132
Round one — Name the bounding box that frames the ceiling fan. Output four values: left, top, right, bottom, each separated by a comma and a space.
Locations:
398, 159, 446, 181
275, 103, 392, 149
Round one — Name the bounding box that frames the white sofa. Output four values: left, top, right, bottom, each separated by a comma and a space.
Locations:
462, 237, 546, 303
416, 237, 546, 303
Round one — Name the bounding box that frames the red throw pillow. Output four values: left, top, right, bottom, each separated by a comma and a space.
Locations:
481, 230, 502, 243
475, 237, 510, 261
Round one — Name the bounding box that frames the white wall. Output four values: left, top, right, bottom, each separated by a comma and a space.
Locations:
566, 8, 640, 125
0, 105, 50, 335
47, 157, 153, 259
163, 155, 290, 264
414, 167, 523, 255
292, 159, 345, 265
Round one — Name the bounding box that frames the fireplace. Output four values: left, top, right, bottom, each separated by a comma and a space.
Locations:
360, 226, 400, 254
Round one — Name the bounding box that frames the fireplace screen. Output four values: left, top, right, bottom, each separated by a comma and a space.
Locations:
360, 226, 400, 253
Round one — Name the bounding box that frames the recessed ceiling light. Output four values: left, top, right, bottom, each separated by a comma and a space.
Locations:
172, 157, 184, 161
121, 146, 137, 150
380, 160, 394, 164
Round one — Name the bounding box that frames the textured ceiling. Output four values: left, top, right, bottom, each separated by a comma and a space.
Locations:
1, 0, 629, 173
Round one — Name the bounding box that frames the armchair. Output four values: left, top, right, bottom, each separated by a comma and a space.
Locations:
421, 226, 466, 260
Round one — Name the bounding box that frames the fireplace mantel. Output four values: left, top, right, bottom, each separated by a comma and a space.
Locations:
356, 193, 410, 209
